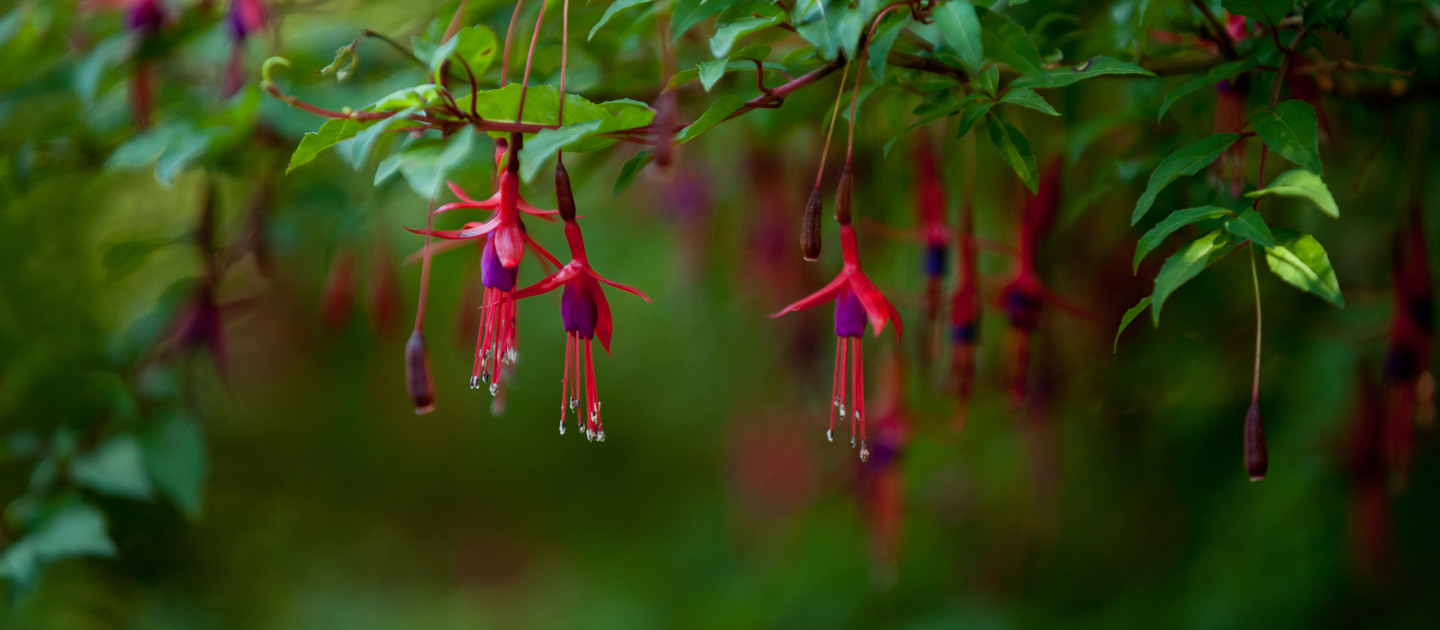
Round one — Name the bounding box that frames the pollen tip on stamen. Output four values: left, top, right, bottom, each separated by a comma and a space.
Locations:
850, 435, 856, 448
597, 431, 606, 442
559, 421, 566, 435
826, 429, 833, 443
859, 442, 870, 462
470, 376, 480, 389
489, 382, 499, 396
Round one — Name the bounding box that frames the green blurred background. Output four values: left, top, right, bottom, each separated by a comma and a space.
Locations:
3, 0, 1440, 627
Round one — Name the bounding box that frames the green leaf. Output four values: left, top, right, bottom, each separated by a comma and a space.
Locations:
452, 25, 499, 77
933, 1, 982, 73
675, 95, 747, 144
867, 16, 910, 83
349, 106, 417, 168
977, 7, 1050, 86
711, 17, 779, 57
142, 410, 207, 519
1133, 205, 1233, 272
1114, 296, 1153, 352
1221, 0, 1294, 27
1152, 229, 1235, 326
73, 35, 128, 103
1225, 209, 1277, 249
69, 435, 154, 501
978, 66, 999, 98
590, 0, 653, 41
103, 238, 171, 281
1252, 99, 1323, 174
1158, 58, 1258, 120
395, 127, 481, 198
1264, 228, 1344, 306
1131, 133, 1241, 225
698, 58, 728, 92
288, 118, 368, 173
614, 150, 653, 197
1244, 169, 1338, 218
987, 114, 1038, 193
998, 87, 1058, 116
1011, 56, 1156, 89
956, 101, 993, 138
519, 119, 606, 182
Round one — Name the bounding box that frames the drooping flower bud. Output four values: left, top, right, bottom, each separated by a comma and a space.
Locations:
406, 331, 436, 415
555, 160, 577, 222
321, 248, 357, 327
801, 187, 823, 261
834, 164, 854, 226
1245, 401, 1268, 481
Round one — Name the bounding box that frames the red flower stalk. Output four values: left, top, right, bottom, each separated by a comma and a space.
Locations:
513, 161, 650, 440
912, 139, 949, 367
772, 171, 902, 460
1212, 76, 1250, 198
1384, 205, 1433, 486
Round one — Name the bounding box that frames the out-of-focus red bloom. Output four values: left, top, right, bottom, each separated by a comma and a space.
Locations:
1346, 374, 1393, 579
1212, 76, 1249, 197
1384, 205, 1433, 487
321, 246, 357, 328
368, 238, 401, 336
1000, 159, 1063, 405
223, 0, 270, 97
949, 194, 979, 428
514, 161, 650, 440
772, 216, 902, 460
1285, 52, 1331, 141
912, 139, 949, 367
855, 351, 911, 578
87, 0, 167, 129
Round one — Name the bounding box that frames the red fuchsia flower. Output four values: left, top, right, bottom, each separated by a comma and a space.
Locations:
772, 170, 902, 461
853, 351, 911, 577
1384, 205, 1434, 487
407, 136, 563, 398
513, 161, 650, 440
949, 199, 980, 428
911, 139, 949, 366
1347, 374, 1394, 579
1212, 77, 1250, 198
223, 0, 270, 97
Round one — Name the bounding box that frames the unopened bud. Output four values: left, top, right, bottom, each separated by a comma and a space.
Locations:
505, 133, 523, 175
1244, 401, 1268, 481
555, 160, 577, 221
405, 331, 435, 415
834, 163, 854, 225
801, 187, 822, 261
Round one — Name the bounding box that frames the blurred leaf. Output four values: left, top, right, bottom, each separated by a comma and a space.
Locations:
1252, 100, 1322, 174
1012, 56, 1155, 88
591, 0, 653, 41
987, 114, 1038, 193
956, 100, 993, 138
998, 87, 1058, 116
69, 435, 154, 501
73, 35, 128, 103
675, 95, 746, 144
142, 410, 207, 519
103, 238, 172, 281
977, 7, 1051, 86
1132, 133, 1240, 225
1244, 169, 1338, 217
698, 58, 728, 92
519, 119, 605, 182
0, 497, 116, 590
452, 25, 499, 77
614, 150, 652, 197
1152, 229, 1235, 326
673, 0, 727, 40
1225, 209, 1278, 249
1133, 205, 1233, 272
288, 118, 369, 173
349, 106, 418, 167
1222, 0, 1294, 27
978, 66, 999, 97
1114, 296, 1152, 352
867, 16, 910, 83
1264, 228, 1343, 306
1158, 58, 1258, 120
933, 1, 983, 73
711, 17, 779, 57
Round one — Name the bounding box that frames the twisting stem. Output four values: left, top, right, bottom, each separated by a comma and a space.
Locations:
516, 0, 551, 123
812, 62, 852, 189
500, 0, 527, 86
1249, 245, 1262, 401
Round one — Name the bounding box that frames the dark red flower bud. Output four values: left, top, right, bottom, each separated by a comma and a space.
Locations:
1245, 401, 1268, 481
321, 248, 356, 327
834, 164, 854, 226
555, 160, 577, 222
801, 187, 823, 261
405, 331, 436, 415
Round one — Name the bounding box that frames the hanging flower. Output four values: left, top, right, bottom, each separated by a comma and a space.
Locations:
772, 186, 902, 461
513, 161, 650, 440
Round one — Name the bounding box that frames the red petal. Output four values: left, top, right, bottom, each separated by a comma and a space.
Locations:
852, 273, 903, 338
770, 272, 848, 318
433, 197, 500, 215
446, 180, 475, 202
404, 217, 500, 240
587, 268, 651, 303
593, 278, 614, 354
518, 201, 561, 222
512, 263, 582, 300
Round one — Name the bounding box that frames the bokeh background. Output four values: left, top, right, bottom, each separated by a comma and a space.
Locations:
3, 0, 1440, 627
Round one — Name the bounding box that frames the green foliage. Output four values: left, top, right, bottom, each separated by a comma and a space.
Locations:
1264, 228, 1344, 306
1151, 229, 1237, 326
1132, 134, 1241, 225
1245, 169, 1339, 217
1133, 205, 1234, 272
987, 113, 1038, 193
1253, 100, 1323, 174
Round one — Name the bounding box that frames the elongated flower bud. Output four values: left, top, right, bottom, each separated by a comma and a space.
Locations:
406, 330, 435, 415
835, 164, 854, 226
555, 160, 577, 222
801, 187, 823, 261
1245, 401, 1268, 481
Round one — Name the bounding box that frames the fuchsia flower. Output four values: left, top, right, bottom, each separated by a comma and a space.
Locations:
224, 0, 270, 97
407, 137, 563, 396
772, 207, 902, 461
513, 161, 650, 440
